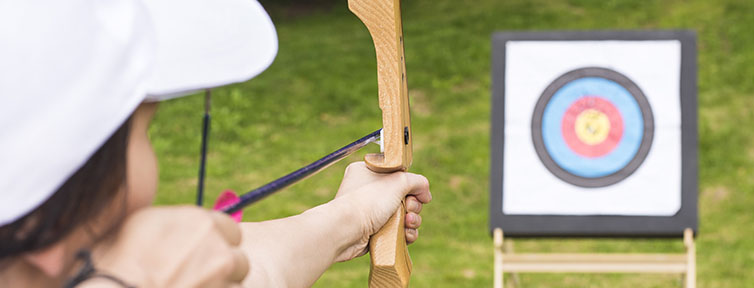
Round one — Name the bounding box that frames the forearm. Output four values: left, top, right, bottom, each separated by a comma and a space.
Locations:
239, 197, 361, 288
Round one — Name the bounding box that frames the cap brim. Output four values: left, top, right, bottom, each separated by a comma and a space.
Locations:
143, 0, 278, 100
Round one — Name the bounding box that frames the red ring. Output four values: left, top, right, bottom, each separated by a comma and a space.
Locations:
561, 96, 623, 158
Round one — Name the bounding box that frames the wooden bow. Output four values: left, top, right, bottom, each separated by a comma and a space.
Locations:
348, 0, 413, 287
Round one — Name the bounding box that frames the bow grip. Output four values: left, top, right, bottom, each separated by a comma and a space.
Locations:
349, 0, 413, 287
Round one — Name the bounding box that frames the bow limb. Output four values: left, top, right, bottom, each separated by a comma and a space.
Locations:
349, 0, 413, 287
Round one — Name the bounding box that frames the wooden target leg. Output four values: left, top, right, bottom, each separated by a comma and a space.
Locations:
494, 228, 504, 288
684, 228, 696, 288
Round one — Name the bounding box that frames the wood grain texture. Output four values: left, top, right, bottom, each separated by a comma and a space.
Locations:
348, 0, 413, 287
368, 203, 411, 288
349, 0, 412, 172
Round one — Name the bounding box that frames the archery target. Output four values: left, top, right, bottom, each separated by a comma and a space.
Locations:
532, 67, 654, 187
502, 40, 682, 216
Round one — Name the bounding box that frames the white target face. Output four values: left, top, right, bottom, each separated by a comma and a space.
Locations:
502, 40, 682, 216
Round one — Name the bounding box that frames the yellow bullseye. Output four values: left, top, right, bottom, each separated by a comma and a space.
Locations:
574, 109, 610, 145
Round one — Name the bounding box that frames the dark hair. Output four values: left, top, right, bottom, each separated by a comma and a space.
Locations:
0, 118, 131, 259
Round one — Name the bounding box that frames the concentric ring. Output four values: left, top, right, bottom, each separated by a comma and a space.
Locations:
562, 96, 623, 158
531, 67, 654, 188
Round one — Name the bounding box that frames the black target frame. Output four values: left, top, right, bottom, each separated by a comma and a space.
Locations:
489, 30, 698, 237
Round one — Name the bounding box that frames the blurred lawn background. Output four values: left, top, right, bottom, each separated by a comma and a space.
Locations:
149, 0, 754, 287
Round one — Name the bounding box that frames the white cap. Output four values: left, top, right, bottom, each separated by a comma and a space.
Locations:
0, 0, 278, 225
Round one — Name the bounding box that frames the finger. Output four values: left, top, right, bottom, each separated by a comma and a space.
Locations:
405, 196, 422, 214
405, 228, 418, 244
227, 249, 250, 283
402, 173, 431, 203
405, 213, 422, 229
210, 211, 242, 246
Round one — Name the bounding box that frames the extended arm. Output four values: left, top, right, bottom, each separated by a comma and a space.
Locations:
239, 162, 430, 288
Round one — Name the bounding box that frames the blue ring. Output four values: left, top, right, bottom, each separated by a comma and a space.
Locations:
541, 77, 644, 178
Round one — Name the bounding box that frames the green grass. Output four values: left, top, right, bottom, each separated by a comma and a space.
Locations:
149, 0, 754, 287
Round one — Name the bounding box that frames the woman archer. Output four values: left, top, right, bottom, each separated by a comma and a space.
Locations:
0, 0, 431, 287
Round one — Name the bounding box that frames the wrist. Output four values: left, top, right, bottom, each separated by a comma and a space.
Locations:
303, 196, 367, 262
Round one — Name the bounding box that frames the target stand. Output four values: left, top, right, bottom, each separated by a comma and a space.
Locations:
489, 30, 698, 288
492, 228, 696, 288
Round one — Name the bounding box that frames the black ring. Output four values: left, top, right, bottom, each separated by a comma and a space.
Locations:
531, 67, 654, 188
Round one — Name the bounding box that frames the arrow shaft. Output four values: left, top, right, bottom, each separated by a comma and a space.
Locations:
222, 129, 382, 214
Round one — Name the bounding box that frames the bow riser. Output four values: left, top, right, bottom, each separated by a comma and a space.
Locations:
349, 0, 412, 172
349, 0, 413, 287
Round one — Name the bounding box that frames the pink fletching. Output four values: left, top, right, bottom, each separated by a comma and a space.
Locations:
213, 190, 243, 222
